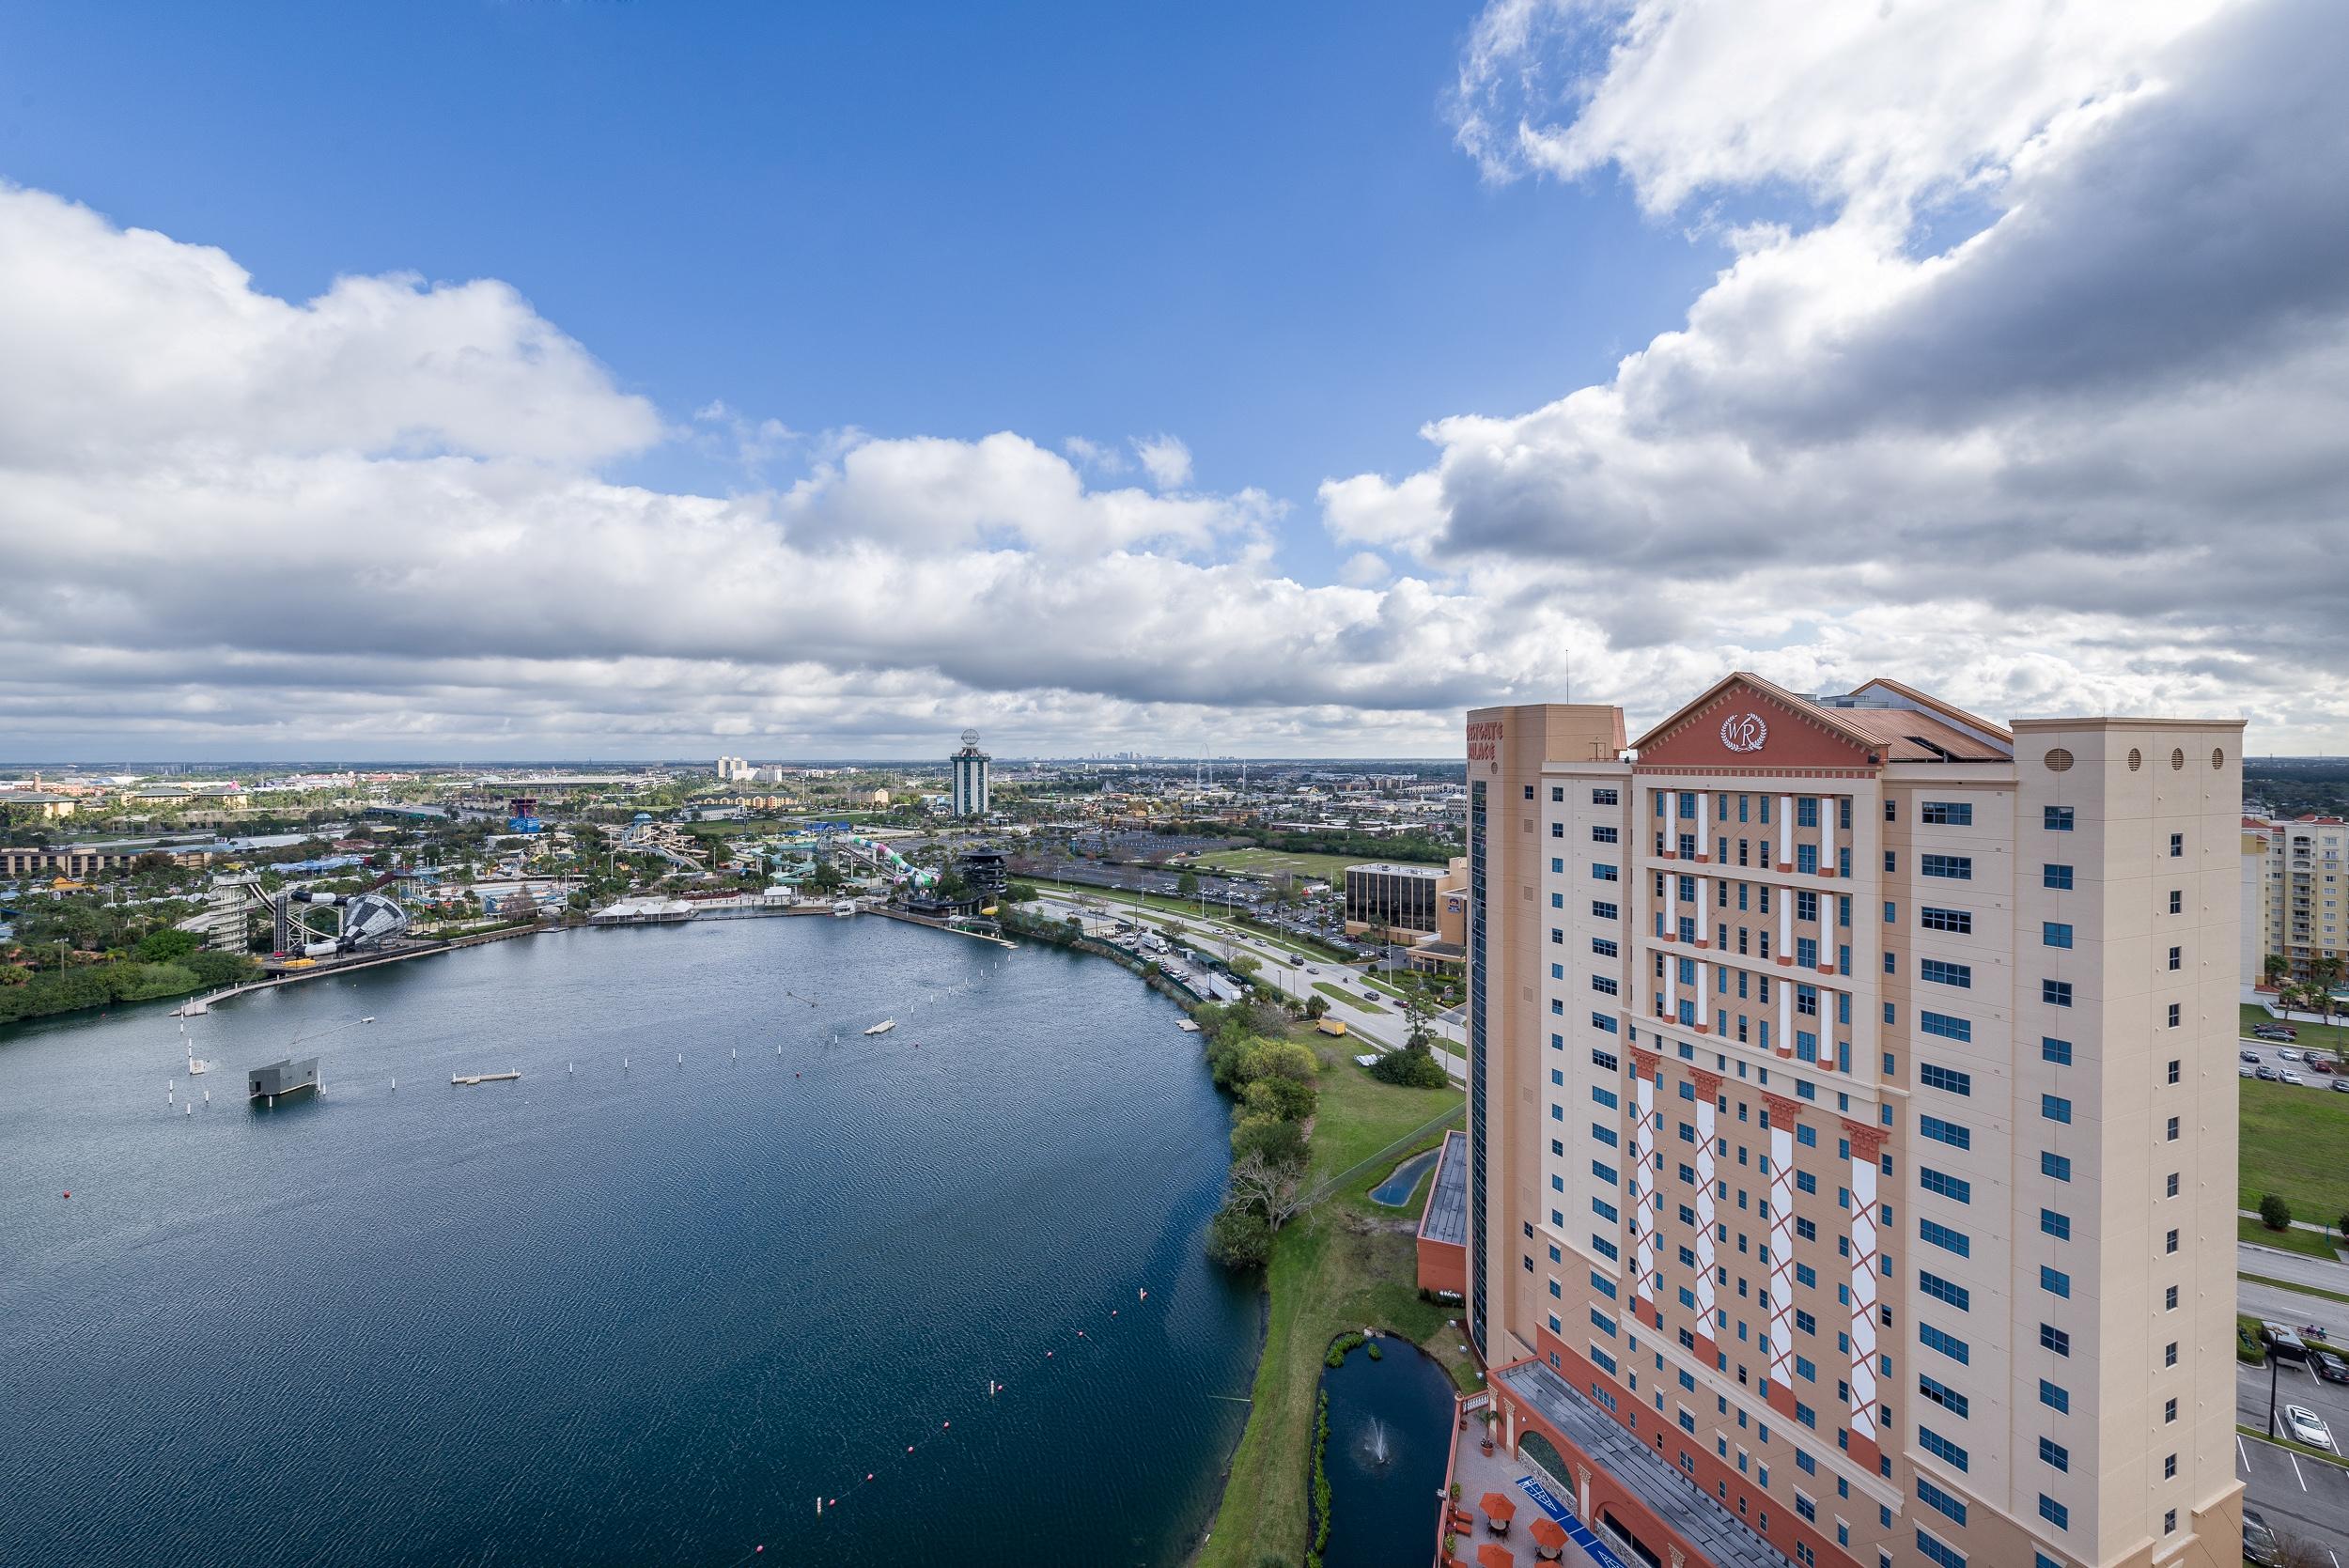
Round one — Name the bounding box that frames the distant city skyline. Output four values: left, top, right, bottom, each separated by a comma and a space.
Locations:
3, 1, 2342, 760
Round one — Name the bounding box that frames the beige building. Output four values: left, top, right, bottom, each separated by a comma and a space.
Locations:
2241, 815, 2348, 986
1466, 675, 2243, 1568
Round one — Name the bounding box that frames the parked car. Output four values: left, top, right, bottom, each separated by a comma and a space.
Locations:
2282, 1071, 2307, 1086
2257, 1066, 2281, 1080
2309, 1055, 2339, 1074
2311, 1348, 2349, 1384
2241, 1048, 2264, 1063
2284, 1405, 2335, 1451
2244, 1507, 2283, 1567
2333, 1079, 2349, 1094
2253, 1023, 2296, 1041
2240, 1064, 2257, 1078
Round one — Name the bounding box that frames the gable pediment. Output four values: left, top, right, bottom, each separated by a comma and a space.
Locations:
1634, 676, 1876, 769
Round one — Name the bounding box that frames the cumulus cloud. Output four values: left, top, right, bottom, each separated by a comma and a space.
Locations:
1327, 0, 2349, 742
8, 0, 2346, 758
1132, 434, 1193, 489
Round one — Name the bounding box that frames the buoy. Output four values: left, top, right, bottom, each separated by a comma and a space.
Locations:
677, 1052, 682, 1065
202, 1089, 210, 1102
731, 1048, 738, 1061
62, 1191, 69, 1199
185, 1102, 193, 1115
569, 1062, 575, 1074
906, 1445, 913, 1453
624, 1057, 630, 1070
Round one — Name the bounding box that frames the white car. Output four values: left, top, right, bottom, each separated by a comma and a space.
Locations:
2240, 1064, 2257, 1078
2281, 1072, 2306, 1086
2279, 1048, 2304, 1062
2284, 1405, 2335, 1452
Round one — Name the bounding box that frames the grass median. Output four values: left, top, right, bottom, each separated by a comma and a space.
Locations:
2239, 1215, 2342, 1260
1198, 1046, 1469, 1568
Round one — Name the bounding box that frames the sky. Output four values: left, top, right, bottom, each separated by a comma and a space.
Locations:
2, 0, 2343, 762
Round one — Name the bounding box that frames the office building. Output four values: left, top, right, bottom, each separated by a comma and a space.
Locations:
715, 755, 754, 783
1465, 675, 2242, 1568
951, 729, 991, 818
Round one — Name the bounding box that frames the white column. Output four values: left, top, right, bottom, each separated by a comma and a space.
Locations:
1778, 884, 1792, 963
1765, 1098, 1797, 1400
1693, 960, 1710, 1028
1695, 792, 1711, 860
1632, 1053, 1658, 1317
1821, 793, 1839, 876
1846, 1123, 1883, 1467
1692, 1072, 1719, 1343
1778, 794, 1794, 869
1693, 877, 1709, 945
1777, 979, 1793, 1057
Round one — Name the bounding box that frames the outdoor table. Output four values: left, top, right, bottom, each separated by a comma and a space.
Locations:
1529, 1514, 1567, 1559
1480, 1490, 1517, 1534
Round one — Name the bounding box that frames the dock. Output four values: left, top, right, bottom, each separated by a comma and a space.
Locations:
451, 1070, 523, 1086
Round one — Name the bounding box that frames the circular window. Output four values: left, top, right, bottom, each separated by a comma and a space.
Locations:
2212, 747, 2225, 770
2045, 748, 2075, 772
2170, 747, 2186, 770
2127, 748, 2142, 771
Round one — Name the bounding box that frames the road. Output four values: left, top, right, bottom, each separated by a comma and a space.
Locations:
1032, 888, 1468, 1083
2243, 1244, 2349, 1294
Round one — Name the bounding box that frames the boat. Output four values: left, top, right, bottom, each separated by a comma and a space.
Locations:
832, 900, 858, 918
863, 1018, 896, 1035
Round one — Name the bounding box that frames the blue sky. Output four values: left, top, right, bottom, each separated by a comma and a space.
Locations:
1, 0, 2339, 761
2, 1, 1712, 583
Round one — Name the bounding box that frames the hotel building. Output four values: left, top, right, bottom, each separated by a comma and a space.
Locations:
1465, 675, 2244, 1568
951, 728, 991, 818
2241, 814, 2348, 986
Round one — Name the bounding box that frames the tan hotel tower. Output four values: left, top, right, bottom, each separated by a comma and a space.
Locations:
1465, 675, 2243, 1568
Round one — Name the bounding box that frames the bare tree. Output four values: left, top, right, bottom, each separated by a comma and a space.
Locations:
2277, 1531, 2333, 1568
1228, 1151, 1308, 1233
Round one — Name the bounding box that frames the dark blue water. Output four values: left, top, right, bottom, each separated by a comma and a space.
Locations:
0, 918, 1258, 1566
1320, 1342, 1458, 1568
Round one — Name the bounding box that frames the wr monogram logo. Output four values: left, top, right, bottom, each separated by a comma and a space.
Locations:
1719, 712, 1768, 753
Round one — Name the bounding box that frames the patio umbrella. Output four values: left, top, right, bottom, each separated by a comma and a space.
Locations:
1477, 1545, 1515, 1568
1529, 1515, 1568, 1558
1481, 1490, 1518, 1526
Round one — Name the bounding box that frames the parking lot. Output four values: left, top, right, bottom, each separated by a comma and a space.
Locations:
2238, 1352, 2349, 1560
2240, 1032, 2349, 1095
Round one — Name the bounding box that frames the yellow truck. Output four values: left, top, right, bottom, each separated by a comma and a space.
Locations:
1315, 1017, 1348, 1037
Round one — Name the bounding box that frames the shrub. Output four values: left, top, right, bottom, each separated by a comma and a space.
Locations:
1368, 1044, 1449, 1088
2260, 1192, 2294, 1232
1366, 1340, 1382, 1360
1242, 1075, 1317, 1123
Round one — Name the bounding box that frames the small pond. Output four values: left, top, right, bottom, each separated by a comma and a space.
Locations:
1319, 1339, 1459, 1568
1369, 1145, 1439, 1206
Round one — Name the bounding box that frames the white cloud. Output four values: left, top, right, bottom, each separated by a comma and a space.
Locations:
1132, 433, 1193, 489
1325, 0, 2349, 743
1060, 435, 1128, 475
1339, 552, 1392, 588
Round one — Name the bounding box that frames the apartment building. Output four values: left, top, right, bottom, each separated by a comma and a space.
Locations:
2241, 815, 2348, 985
1466, 675, 2243, 1568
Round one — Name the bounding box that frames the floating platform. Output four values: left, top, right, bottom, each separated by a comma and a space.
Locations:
451, 1070, 523, 1086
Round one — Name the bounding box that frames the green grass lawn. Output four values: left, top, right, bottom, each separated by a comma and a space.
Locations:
1191, 846, 1374, 884
2240, 1001, 2349, 1055
2240, 1079, 2349, 1226
1314, 980, 1388, 1014
1197, 1054, 1466, 1568
2237, 1215, 2341, 1260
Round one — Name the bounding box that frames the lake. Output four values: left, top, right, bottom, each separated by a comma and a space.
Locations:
0, 917, 1259, 1566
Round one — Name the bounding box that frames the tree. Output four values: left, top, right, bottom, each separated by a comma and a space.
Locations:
2259, 1192, 2294, 1232
1400, 986, 1437, 1049
1227, 1151, 1308, 1233
1304, 994, 1329, 1020
134, 928, 200, 964
1231, 1113, 1309, 1169
2264, 953, 2291, 989
1206, 1203, 1271, 1269
1176, 869, 1201, 898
